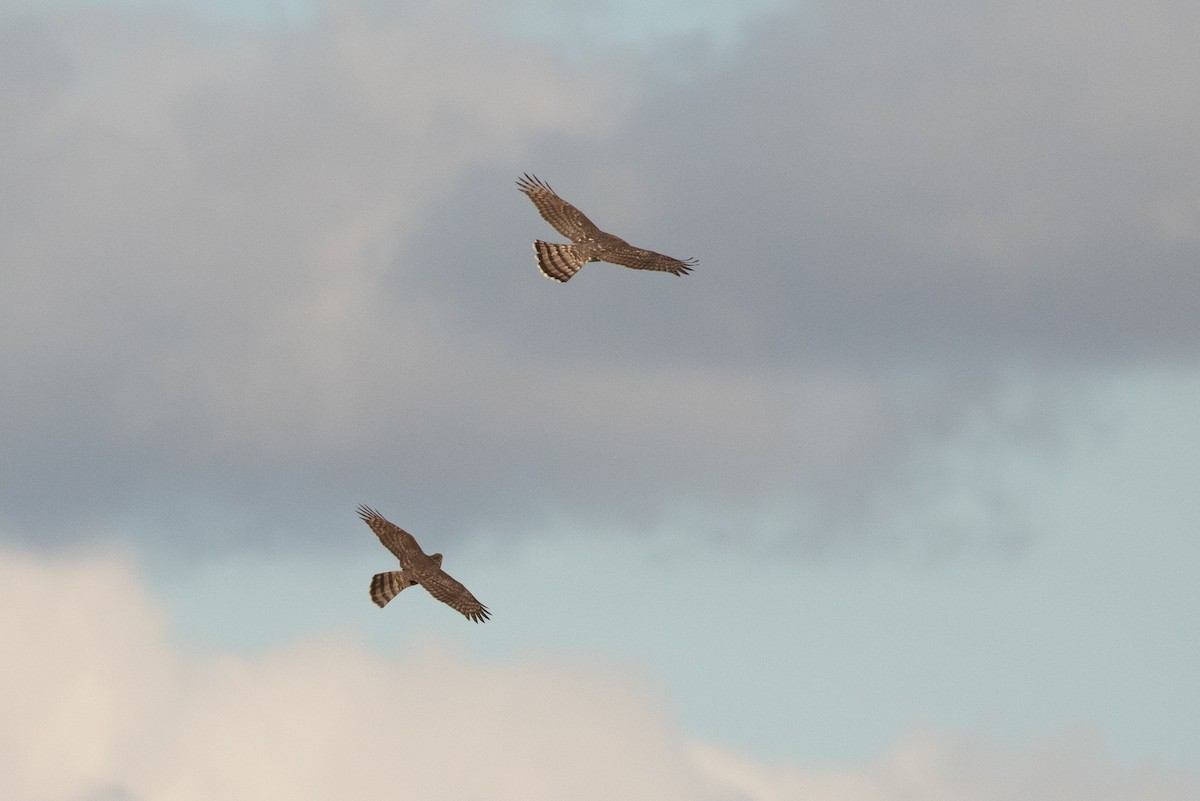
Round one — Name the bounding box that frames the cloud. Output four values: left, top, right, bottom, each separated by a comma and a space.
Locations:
693, 732, 1200, 801
525, 0, 1200, 364
2, 0, 1197, 552
2, 544, 1196, 801
0, 544, 704, 800
0, 0, 636, 541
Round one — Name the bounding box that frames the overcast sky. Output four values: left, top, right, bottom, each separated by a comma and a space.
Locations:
2, 0, 1198, 798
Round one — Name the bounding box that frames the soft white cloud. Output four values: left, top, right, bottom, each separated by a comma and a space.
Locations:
0, 545, 706, 801
693, 732, 1200, 801
2, 545, 1196, 801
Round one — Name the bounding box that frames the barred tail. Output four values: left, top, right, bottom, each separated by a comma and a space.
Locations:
370, 571, 416, 608
533, 241, 587, 282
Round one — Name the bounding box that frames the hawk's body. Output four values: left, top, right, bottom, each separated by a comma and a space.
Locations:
517, 173, 696, 282
357, 505, 490, 623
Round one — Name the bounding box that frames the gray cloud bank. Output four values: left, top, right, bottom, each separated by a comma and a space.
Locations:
2, 0, 1196, 549
3, 545, 1196, 801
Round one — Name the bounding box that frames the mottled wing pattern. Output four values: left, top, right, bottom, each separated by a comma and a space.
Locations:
357, 504, 421, 565
420, 570, 492, 623
604, 244, 697, 276
516, 173, 601, 241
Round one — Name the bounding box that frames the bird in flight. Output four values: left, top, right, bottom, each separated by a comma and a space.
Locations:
517, 173, 697, 282
357, 505, 490, 623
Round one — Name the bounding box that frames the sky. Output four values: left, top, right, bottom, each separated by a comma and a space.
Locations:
1, 0, 1198, 798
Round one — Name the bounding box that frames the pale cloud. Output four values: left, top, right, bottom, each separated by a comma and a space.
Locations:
693, 733, 1200, 801
2, 545, 1195, 801
0, 545, 706, 801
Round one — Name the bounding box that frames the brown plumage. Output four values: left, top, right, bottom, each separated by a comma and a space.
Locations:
357, 505, 490, 623
516, 173, 697, 282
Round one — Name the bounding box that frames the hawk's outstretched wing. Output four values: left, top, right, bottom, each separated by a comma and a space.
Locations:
420, 570, 491, 623
357, 505, 421, 565
516, 173, 601, 242
604, 244, 697, 276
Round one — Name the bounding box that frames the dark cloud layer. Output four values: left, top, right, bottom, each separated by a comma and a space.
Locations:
2, 1, 1195, 551
560, 0, 1200, 365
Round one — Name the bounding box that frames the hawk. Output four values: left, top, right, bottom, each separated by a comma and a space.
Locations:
517, 173, 697, 282
357, 505, 490, 623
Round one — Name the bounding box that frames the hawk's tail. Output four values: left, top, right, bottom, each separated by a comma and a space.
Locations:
533, 241, 587, 282
370, 571, 416, 608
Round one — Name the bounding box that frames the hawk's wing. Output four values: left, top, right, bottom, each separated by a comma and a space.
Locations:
357, 505, 423, 565
602, 243, 697, 276
517, 173, 602, 242
420, 570, 491, 623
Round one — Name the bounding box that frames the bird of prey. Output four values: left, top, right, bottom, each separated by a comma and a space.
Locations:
357, 505, 490, 623
516, 173, 697, 282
